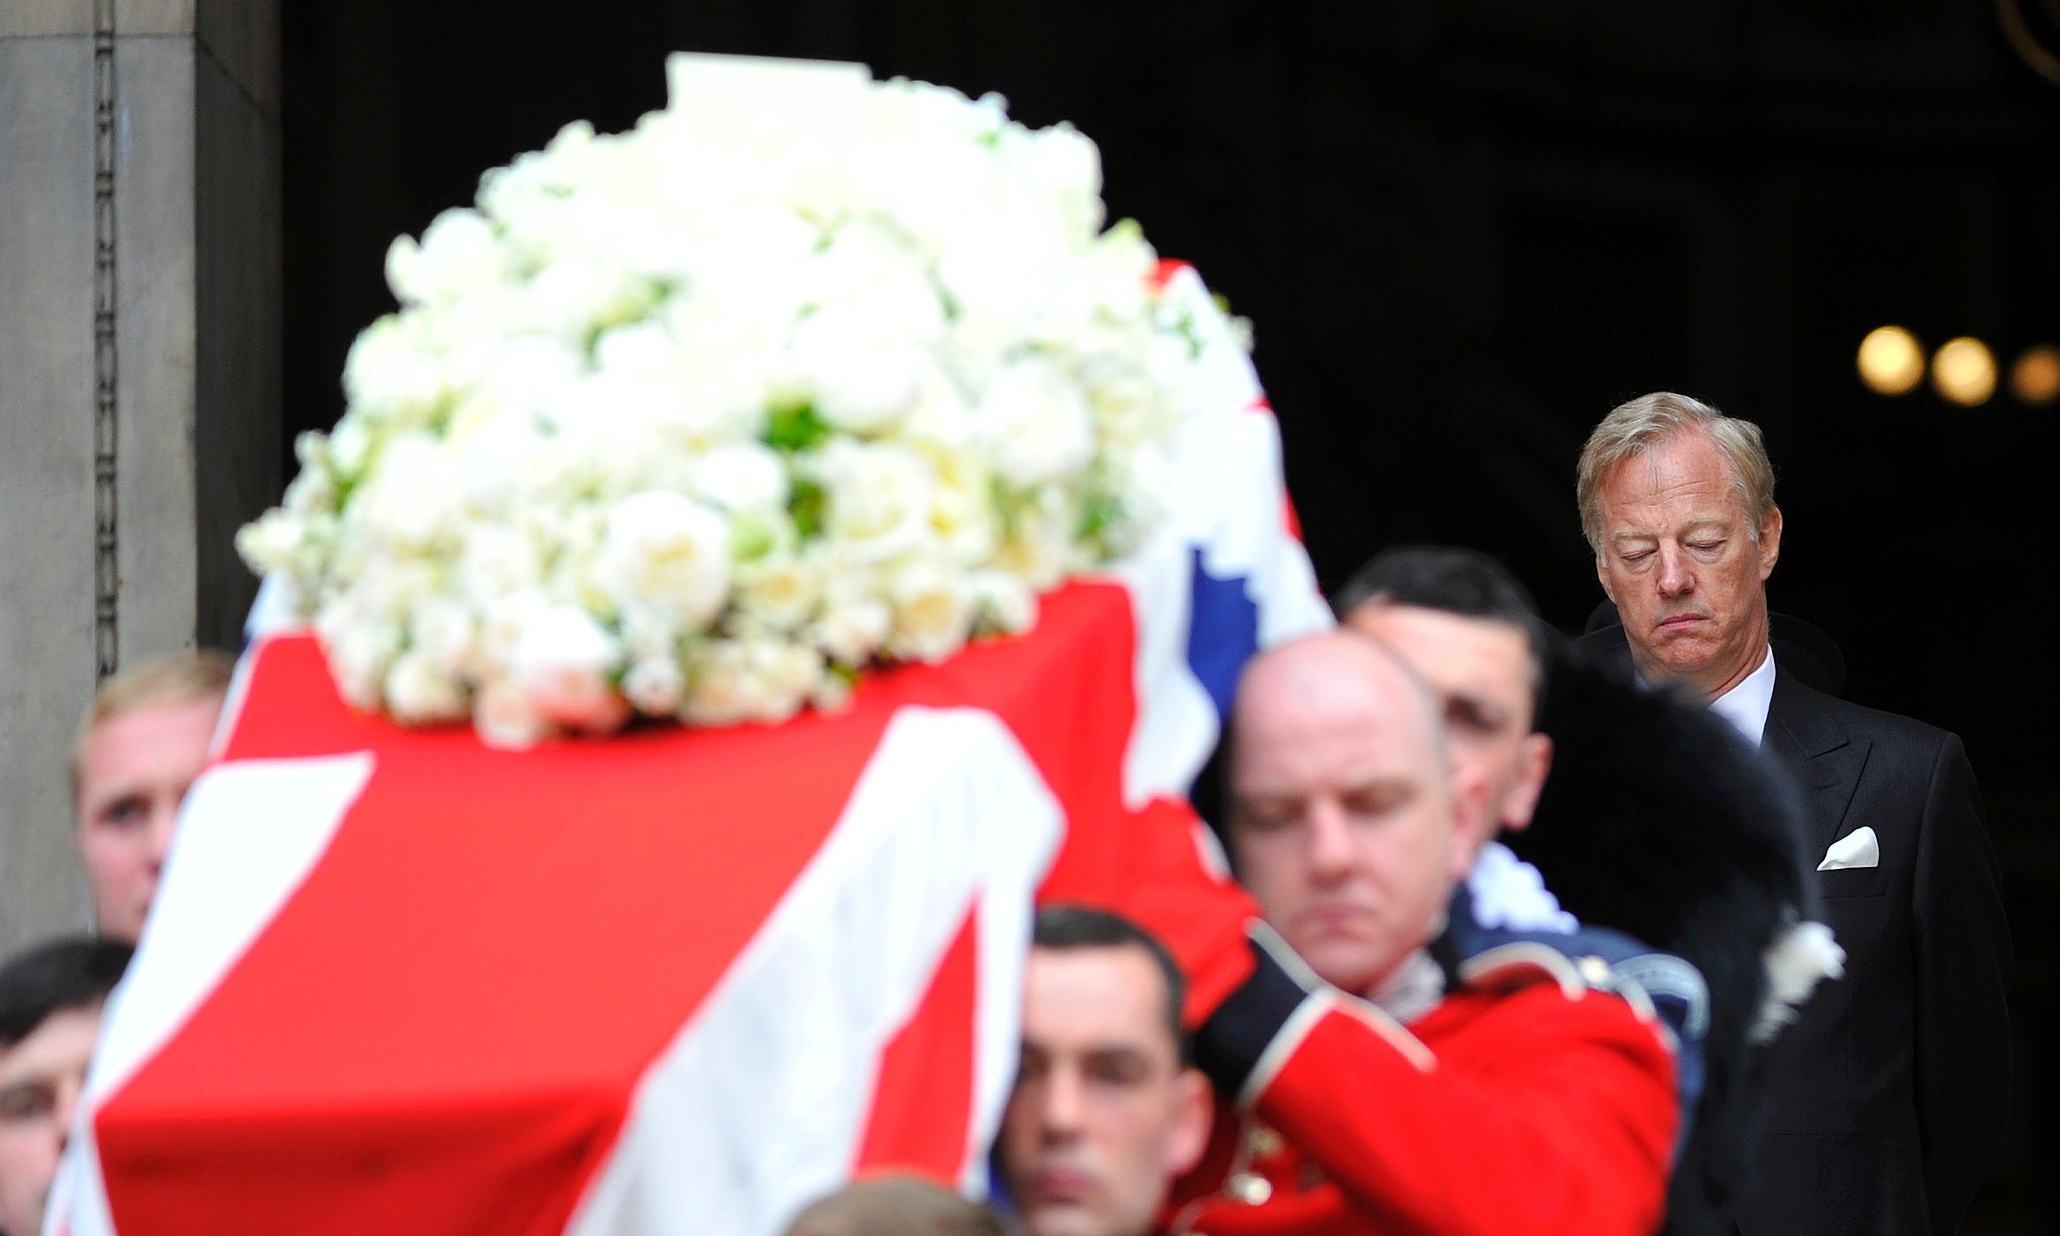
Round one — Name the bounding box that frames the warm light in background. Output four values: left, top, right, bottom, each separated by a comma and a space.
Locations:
2010, 344, 2060, 405
1932, 337, 1997, 406
1856, 326, 1925, 395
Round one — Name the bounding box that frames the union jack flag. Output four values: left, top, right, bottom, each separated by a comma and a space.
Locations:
57, 264, 1328, 1236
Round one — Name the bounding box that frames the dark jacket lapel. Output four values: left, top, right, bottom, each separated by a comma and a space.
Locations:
1765, 667, 1868, 857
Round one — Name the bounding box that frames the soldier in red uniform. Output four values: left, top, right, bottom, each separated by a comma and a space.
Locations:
1166, 631, 1688, 1236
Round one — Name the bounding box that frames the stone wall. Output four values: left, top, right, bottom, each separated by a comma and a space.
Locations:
0, 0, 279, 955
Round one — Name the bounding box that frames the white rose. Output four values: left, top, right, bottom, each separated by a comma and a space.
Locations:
407, 598, 480, 676
811, 593, 892, 667
511, 602, 627, 734
236, 509, 309, 577
384, 650, 468, 724
995, 492, 1078, 590
974, 357, 1096, 485
343, 315, 448, 425
353, 432, 465, 553
281, 461, 338, 517
808, 219, 946, 349
592, 491, 733, 633
812, 440, 934, 564
462, 335, 584, 427
318, 606, 401, 713
1021, 123, 1104, 236
971, 570, 1037, 636
690, 442, 789, 514
386, 208, 509, 307
352, 556, 440, 625
474, 674, 548, 750
921, 445, 998, 565
526, 257, 655, 342
884, 560, 976, 663
735, 553, 822, 634
622, 655, 685, 715
683, 637, 819, 726
458, 522, 544, 605
787, 306, 924, 435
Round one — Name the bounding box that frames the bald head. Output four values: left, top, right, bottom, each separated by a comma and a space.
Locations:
1226, 632, 1491, 998
1234, 632, 1449, 788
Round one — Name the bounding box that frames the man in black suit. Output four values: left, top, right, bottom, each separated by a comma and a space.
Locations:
1573, 391, 2012, 1236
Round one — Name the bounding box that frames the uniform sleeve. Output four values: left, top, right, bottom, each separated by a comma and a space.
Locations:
1194, 927, 1677, 1236
1911, 734, 2013, 1236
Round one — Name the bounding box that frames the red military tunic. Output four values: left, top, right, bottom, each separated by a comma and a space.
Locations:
1170, 943, 1680, 1236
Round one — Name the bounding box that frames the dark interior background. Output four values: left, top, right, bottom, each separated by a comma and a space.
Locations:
281, 2, 2060, 1228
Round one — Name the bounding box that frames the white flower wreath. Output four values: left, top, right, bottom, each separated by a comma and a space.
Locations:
240, 55, 1221, 747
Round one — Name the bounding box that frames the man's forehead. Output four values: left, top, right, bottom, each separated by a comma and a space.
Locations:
1600, 436, 1744, 515
1023, 948, 1168, 1039
1355, 606, 1530, 673
0, 1006, 101, 1077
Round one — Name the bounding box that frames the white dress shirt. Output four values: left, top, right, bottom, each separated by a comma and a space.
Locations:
1708, 645, 1777, 748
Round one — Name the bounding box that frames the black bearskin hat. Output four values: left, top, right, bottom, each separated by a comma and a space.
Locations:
1510, 643, 1835, 1236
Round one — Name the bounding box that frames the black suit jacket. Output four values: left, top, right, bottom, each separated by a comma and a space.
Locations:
1577, 630, 2013, 1236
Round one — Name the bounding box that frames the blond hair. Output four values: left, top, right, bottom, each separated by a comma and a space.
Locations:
1576, 391, 1777, 553
73, 648, 236, 789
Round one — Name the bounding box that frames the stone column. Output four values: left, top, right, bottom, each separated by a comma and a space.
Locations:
0, 0, 280, 954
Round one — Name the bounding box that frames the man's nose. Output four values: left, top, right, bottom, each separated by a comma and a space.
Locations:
1041, 1068, 1086, 1138
1306, 801, 1356, 882
1656, 545, 1695, 597
53, 1079, 82, 1155
147, 797, 181, 869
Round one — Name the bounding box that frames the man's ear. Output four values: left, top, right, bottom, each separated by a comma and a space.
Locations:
1166, 1068, 1215, 1178
1498, 733, 1554, 832
1448, 762, 1497, 876
1758, 506, 1783, 580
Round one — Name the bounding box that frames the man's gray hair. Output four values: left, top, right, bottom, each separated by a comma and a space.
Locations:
1576, 391, 1778, 554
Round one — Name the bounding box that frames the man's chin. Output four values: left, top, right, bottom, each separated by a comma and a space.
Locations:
1294, 939, 1387, 995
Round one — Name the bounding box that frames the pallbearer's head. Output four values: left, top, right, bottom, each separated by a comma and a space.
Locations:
73, 649, 234, 943
1227, 633, 1492, 999
0, 937, 132, 1236
1337, 546, 1554, 834
785, 1174, 1004, 1236
999, 907, 1210, 1236
1579, 392, 1782, 701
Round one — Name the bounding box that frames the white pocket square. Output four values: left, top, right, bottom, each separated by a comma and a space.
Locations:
1817, 826, 1880, 872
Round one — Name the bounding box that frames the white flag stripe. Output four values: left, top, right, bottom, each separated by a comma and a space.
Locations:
562, 708, 1063, 1236
62, 752, 376, 1236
